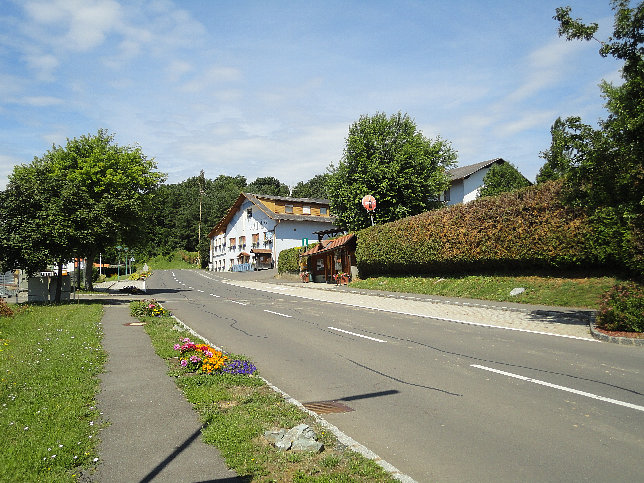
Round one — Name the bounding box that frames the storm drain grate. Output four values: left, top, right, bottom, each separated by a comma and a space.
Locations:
302, 400, 354, 414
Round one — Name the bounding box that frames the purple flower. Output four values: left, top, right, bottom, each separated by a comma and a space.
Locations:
180, 359, 188, 367
173, 344, 181, 350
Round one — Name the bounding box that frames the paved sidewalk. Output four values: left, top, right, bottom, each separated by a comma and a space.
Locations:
219, 277, 595, 340
95, 303, 238, 482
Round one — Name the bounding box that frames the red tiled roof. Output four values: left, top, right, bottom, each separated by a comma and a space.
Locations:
301, 233, 355, 256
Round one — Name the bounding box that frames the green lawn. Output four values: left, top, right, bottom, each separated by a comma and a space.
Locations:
0, 303, 105, 482
350, 274, 620, 308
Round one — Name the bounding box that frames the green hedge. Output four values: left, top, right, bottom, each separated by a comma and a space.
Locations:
356, 181, 596, 277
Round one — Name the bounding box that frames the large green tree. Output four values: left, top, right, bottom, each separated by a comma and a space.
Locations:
0, 129, 164, 298
478, 161, 532, 198
291, 174, 330, 199
539, 0, 644, 274
327, 112, 456, 230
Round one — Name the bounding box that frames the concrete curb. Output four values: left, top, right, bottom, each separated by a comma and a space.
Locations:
589, 318, 644, 346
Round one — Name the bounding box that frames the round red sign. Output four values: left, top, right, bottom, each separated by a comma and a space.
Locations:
362, 195, 376, 212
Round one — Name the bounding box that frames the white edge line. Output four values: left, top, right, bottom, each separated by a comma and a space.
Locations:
220, 280, 596, 342
169, 314, 416, 483
471, 364, 644, 412
264, 309, 292, 318
328, 326, 387, 343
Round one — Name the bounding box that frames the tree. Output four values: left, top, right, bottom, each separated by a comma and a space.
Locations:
144, 174, 247, 257
327, 112, 456, 231
536, 116, 599, 183
246, 176, 290, 197
478, 161, 532, 198
0, 129, 165, 298
291, 174, 330, 199
546, 0, 644, 274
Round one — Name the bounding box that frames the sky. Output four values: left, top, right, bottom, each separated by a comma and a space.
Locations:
0, 0, 623, 191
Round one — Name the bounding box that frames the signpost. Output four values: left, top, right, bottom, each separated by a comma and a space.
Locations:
361, 195, 376, 226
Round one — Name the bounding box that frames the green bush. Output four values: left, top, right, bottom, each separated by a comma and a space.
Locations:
596, 283, 644, 333
356, 181, 595, 277
277, 246, 303, 274
277, 244, 318, 274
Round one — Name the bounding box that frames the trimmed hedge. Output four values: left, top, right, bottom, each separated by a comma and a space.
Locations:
356, 181, 596, 277
277, 244, 319, 274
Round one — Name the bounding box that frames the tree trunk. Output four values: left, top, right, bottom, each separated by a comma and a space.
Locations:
84, 254, 95, 291
54, 259, 63, 304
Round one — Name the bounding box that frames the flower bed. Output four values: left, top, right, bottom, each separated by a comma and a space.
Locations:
130, 299, 170, 318
174, 337, 257, 375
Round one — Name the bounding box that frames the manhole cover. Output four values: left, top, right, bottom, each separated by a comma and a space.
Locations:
302, 400, 354, 414
124, 322, 146, 326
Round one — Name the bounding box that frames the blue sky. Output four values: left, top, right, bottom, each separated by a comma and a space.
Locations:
0, 0, 622, 190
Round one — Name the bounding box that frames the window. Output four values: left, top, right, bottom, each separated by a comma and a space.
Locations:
247, 208, 252, 218
302, 206, 311, 215
239, 236, 246, 248
443, 188, 451, 202
320, 207, 328, 216
229, 237, 236, 250
285, 204, 293, 214
252, 233, 259, 247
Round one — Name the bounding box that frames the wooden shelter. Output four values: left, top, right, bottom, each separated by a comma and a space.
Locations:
300, 233, 357, 284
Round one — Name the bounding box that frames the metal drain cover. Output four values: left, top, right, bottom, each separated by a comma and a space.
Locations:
302, 400, 354, 414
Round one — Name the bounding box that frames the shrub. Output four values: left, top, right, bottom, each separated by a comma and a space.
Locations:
596, 282, 644, 333
0, 299, 13, 318
278, 245, 317, 274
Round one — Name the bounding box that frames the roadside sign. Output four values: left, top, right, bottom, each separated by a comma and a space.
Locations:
362, 195, 376, 212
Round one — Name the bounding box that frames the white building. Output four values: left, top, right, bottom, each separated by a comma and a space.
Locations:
442, 158, 507, 205
208, 193, 337, 272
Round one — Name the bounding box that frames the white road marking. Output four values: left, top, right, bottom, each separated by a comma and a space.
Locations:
209, 294, 220, 298
197, 289, 204, 293
471, 364, 644, 412
229, 300, 248, 306
328, 326, 386, 343
264, 309, 292, 318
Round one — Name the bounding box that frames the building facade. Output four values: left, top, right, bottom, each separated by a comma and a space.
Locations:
208, 193, 337, 272
442, 158, 507, 205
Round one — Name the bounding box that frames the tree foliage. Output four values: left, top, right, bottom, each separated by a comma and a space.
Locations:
539, 0, 644, 276
478, 161, 532, 198
327, 112, 456, 231
246, 176, 290, 197
0, 129, 164, 297
146, 174, 246, 255
291, 174, 330, 199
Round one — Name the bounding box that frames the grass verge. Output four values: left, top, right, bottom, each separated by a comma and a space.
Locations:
139, 310, 397, 482
0, 303, 105, 482
349, 274, 621, 309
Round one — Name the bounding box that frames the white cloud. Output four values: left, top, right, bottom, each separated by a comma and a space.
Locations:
24, 0, 122, 52
19, 96, 64, 107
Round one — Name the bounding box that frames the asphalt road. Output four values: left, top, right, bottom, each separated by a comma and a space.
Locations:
148, 269, 644, 482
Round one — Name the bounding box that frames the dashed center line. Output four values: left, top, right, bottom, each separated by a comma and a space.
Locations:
229, 300, 248, 306
328, 327, 387, 343
264, 309, 292, 318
